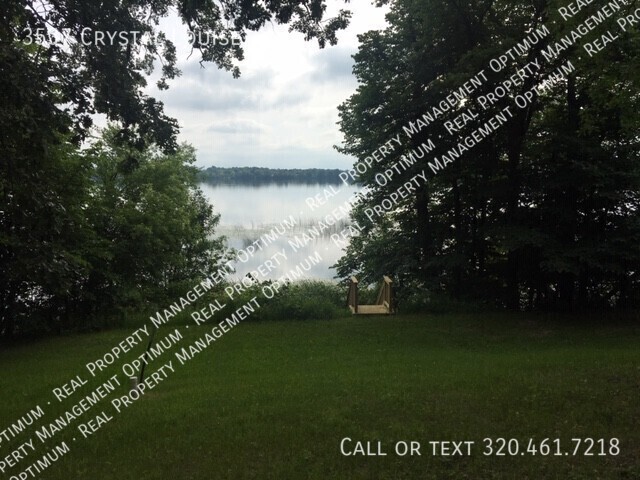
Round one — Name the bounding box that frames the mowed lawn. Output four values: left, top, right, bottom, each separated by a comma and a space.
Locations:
1, 313, 639, 480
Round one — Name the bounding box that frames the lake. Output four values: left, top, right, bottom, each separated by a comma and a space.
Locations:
199, 182, 360, 281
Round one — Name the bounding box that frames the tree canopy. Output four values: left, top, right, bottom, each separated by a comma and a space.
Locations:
1, 0, 351, 150
0, 128, 230, 336
335, 0, 640, 311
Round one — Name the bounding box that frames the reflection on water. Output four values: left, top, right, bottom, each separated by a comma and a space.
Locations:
199, 183, 359, 280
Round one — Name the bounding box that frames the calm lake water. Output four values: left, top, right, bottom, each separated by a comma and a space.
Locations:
199, 183, 360, 281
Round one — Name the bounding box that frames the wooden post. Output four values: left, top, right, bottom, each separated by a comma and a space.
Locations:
347, 276, 359, 314
384, 276, 393, 313
353, 277, 359, 314
376, 276, 393, 313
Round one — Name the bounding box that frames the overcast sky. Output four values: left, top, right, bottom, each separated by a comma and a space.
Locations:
145, 1, 388, 169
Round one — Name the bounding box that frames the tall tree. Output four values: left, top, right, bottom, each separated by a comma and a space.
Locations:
336, 0, 640, 311
82, 130, 229, 315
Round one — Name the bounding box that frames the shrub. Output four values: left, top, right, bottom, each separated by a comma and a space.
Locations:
400, 289, 488, 314
213, 280, 346, 322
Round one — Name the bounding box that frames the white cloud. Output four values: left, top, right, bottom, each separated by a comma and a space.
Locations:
145, 0, 388, 169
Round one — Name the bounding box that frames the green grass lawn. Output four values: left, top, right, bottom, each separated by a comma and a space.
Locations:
1, 313, 639, 479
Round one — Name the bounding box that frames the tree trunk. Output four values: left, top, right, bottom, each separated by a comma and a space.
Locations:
452, 180, 463, 299
415, 183, 431, 280
558, 74, 581, 312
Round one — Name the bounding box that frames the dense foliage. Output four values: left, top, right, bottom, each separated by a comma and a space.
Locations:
199, 166, 345, 185
1, 129, 228, 336
335, 0, 640, 311
220, 280, 346, 321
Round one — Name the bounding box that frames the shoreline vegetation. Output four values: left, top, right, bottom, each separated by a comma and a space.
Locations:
198, 166, 347, 186
10, 274, 639, 340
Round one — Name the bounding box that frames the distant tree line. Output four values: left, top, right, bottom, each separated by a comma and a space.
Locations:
199, 166, 346, 186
